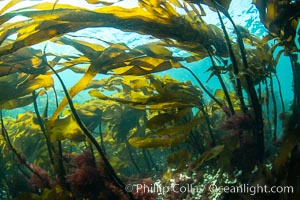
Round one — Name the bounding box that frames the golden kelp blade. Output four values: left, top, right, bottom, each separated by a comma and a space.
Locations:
146, 113, 175, 130
0, 2, 228, 58
128, 117, 201, 148
146, 107, 192, 129
128, 134, 188, 148
214, 89, 236, 100
86, 0, 122, 5
45, 114, 85, 142
274, 130, 300, 174
46, 37, 109, 122
53, 36, 106, 60
48, 42, 131, 123
47, 39, 185, 122
0, 20, 86, 56
19, 74, 53, 94
111, 58, 182, 75
135, 42, 173, 58
48, 65, 98, 123
69, 104, 102, 131
0, 47, 49, 77
88, 75, 202, 110
185, 0, 232, 12
13, 112, 42, 142
150, 120, 195, 137
0, 0, 23, 15
191, 145, 224, 169
89, 88, 199, 110
0, 74, 53, 106
168, 0, 182, 8
120, 75, 151, 90
0, 91, 43, 110
253, 0, 300, 51
167, 149, 192, 173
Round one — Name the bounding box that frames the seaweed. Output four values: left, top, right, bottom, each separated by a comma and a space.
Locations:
0, 0, 299, 199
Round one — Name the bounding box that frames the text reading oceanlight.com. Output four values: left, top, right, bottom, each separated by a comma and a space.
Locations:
125, 183, 294, 196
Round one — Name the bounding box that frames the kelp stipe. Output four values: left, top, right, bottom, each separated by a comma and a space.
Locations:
182, 0, 235, 116
0, 110, 46, 185
274, 73, 285, 114
215, 2, 265, 162
51, 86, 59, 108
181, 66, 225, 111
216, 10, 247, 113
287, 53, 300, 130
44, 60, 135, 199
269, 76, 278, 141
180, 66, 216, 146
206, 48, 235, 115
96, 109, 107, 156
47, 86, 70, 190
126, 140, 142, 173
32, 91, 55, 166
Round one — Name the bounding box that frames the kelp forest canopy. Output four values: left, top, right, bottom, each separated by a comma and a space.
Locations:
0, 0, 299, 199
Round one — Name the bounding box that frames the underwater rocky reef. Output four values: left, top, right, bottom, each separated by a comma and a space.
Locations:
0, 0, 299, 199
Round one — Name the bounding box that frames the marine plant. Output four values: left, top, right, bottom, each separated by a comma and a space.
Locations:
0, 0, 299, 199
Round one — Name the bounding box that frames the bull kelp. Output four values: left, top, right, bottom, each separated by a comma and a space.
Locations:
0, 0, 299, 199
